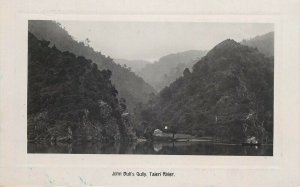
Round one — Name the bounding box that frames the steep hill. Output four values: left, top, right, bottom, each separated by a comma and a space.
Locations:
28, 32, 135, 143
241, 32, 274, 57
28, 20, 156, 111
137, 39, 273, 143
137, 50, 207, 91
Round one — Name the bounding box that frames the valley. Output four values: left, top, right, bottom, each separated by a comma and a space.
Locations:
27, 21, 274, 155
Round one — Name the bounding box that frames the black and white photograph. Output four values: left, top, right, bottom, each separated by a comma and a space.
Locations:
2, 0, 300, 186
27, 20, 274, 155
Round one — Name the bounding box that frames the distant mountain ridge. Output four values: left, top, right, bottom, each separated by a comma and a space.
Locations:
241, 31, 274, 57
137, 50, 207, 91
28, 20, 156, 111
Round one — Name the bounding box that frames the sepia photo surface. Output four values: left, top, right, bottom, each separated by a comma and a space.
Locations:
27, 20, 274, 155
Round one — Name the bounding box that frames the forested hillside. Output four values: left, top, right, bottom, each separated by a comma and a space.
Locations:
114, 59, 150, 72
138, 50, 207, 91
28, 32, 136, 143
28, 20, 156, 111
136, 39, 273, 143
241, 32, 274, 57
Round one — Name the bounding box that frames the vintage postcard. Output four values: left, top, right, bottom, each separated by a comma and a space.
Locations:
0, 0, 299, 186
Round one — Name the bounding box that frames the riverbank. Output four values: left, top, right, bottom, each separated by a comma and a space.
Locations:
28, 140, 273, 155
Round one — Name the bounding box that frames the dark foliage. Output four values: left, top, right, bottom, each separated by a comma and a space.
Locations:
137, 39, 273, 143
28, 32, 135, 143
28, 20, 156, 111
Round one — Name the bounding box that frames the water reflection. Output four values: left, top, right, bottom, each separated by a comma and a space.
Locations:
28, 141, 273, 156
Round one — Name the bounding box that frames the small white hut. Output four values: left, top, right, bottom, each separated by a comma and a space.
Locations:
153, 129, 163, 137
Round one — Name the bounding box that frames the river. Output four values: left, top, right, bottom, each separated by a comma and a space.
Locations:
28, 141, 273, 155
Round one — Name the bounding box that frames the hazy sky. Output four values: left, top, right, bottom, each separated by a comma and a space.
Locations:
59, 21, 273, 62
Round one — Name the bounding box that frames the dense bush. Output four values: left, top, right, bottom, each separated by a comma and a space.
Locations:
28, 32, 135, 143
29, 20, 156, 111
136, 39, 273, 143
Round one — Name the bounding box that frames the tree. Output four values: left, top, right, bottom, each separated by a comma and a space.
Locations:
84, 38, 91, 46
120, 98, 127, 112
183, 68, 191, 77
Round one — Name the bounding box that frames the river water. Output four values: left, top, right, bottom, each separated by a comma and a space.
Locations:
28, 141, 273, 156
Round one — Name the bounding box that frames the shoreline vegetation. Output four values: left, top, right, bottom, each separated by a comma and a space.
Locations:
29, 131, 273, 146
28, 136, 273, 156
